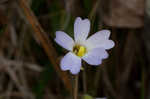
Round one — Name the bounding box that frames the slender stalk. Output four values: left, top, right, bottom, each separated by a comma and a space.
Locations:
73, 75, 79, 99
83, 67, 87, 94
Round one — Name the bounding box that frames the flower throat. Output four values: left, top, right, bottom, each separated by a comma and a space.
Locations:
73, 45, 86, 57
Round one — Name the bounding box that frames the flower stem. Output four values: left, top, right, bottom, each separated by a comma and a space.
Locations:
73, 75, 79, 99
83, 66, 87, 94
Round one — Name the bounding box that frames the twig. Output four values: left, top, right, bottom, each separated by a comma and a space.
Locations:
0, 92, 28, 98
17, 0, 72, 93
5, 64, 32, 98
0, 56, 43, 72
16, 22, 32, 99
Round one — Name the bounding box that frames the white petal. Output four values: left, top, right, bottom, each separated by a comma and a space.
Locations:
85, 30, 115, 50
74, 17, 90, 42
55, 31, 74, 51
96, 30, 111, 39
82, 48, 108, 65
60, 52, 81, 75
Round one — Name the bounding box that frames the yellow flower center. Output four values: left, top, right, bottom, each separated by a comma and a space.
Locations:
73, 45, 86, 57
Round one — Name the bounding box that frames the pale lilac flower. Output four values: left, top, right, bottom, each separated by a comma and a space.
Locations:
55, 17, 115, 75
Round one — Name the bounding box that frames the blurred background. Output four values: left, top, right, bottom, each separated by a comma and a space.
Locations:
0, 0, 147, 99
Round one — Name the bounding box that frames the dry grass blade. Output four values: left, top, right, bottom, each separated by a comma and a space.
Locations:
16, 0, 72, 93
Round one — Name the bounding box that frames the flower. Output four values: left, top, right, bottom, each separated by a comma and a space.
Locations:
55, 17, 115, 75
